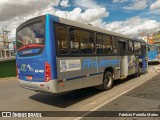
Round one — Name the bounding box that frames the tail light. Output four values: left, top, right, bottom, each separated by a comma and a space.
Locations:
16, 65, 19, 78
45, 62, 51, 82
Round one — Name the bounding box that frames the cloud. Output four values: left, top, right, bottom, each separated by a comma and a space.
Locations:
123, 0, 148, 10
0, 1, 109, 39
0, 0, 60, 21
74, 0, 104, 9
82, 8, 108, 22
105, 17, 160, 37
3, 5, 160, 40
150, 0, 160, 10
0, 0, 62, 36
0, 0, 46, 21
1, 0, 159, 41
54, 7, 109, 24
59, 0, 70, 7
147, 8, 160, 15
113, 0, 128, 3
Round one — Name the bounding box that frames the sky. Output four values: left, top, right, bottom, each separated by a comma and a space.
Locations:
0, 0, 160, 40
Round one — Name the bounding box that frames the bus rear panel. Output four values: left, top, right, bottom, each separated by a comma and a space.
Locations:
148, 44, 160, 63
16, 15, 58, 93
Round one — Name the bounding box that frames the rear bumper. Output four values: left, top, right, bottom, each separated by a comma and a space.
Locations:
18, 79, 58, 93
148, 59, 160, 62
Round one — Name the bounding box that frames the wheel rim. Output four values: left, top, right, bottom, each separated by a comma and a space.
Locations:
105, 76, 109, 84
105, 74, 112, 87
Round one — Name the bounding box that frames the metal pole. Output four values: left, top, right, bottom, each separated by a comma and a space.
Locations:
1, 26, 11, 57
65, 10, 67, 19
58, 0, 68, 19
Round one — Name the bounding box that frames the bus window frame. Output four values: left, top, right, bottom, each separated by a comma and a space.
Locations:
69, 26, 96, 56
134, 41, 142, 55
116, 37, 128, 56
127, 40, 134, 55
54, 23, 70, 56
141, 42, 146, 55
96, 32, 114, 56
54, 23, 97, 57
16, 20, 45, 57
54, 23, 146, 57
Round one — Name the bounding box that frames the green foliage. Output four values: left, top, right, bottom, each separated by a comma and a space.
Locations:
0, 60, 16, 78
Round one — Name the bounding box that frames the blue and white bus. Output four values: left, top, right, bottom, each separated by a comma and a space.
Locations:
16, 14, 148, 93
148, 44, 160, 63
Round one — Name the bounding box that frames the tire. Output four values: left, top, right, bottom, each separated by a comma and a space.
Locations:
102, 71, 113, 91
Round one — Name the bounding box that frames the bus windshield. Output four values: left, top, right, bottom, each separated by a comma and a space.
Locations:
149, 45, 156, 51
16, 22, 45, 52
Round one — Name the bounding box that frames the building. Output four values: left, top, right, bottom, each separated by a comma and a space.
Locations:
0, 35, 4, 47
0, 34, 12, 58
141, 36, 148, 43
141, 34, 153, 44
153, 31, 160, 44
148, 34, 154, 44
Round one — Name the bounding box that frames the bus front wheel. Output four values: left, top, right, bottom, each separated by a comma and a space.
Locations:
102, 71, 113, 91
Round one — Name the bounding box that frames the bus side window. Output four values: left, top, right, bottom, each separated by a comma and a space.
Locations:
55, 24, 69, 55
141, 43, 146, 54
128, 40, 134, 55
134, 42, 141, 55
69, 27, 95, 55
96, 33, 113, 55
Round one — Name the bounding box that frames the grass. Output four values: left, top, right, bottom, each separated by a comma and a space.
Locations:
0, 60, 16, 78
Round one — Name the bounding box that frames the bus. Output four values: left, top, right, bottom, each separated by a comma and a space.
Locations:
148, 44, 160, 63
16, 14, 148, 93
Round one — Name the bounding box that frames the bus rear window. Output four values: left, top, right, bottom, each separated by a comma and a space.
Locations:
16, 22, 45, 56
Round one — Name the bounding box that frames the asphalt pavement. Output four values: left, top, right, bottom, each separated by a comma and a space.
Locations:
0, 64, 159, 120
81, 74, 160, 120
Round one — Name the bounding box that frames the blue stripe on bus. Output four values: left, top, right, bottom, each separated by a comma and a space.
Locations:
65, 72, 104, 81
46, 14, 60, 79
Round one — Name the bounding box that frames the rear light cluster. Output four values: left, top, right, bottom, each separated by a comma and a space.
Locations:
45, 62, 51, 82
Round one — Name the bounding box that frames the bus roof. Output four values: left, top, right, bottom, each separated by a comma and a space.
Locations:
58, 15, 145, 43
17, 14, 145, 43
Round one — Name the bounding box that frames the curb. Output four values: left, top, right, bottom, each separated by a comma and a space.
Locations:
0, 77, 17, 81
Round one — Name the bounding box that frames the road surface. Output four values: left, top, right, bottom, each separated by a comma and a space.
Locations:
0, 64, 159, 120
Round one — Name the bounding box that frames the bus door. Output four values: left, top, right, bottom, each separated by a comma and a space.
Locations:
141, 43, 148, 71
118, 41, 128, 78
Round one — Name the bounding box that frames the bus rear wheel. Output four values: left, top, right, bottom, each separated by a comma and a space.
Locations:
102, 71, 113, 91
